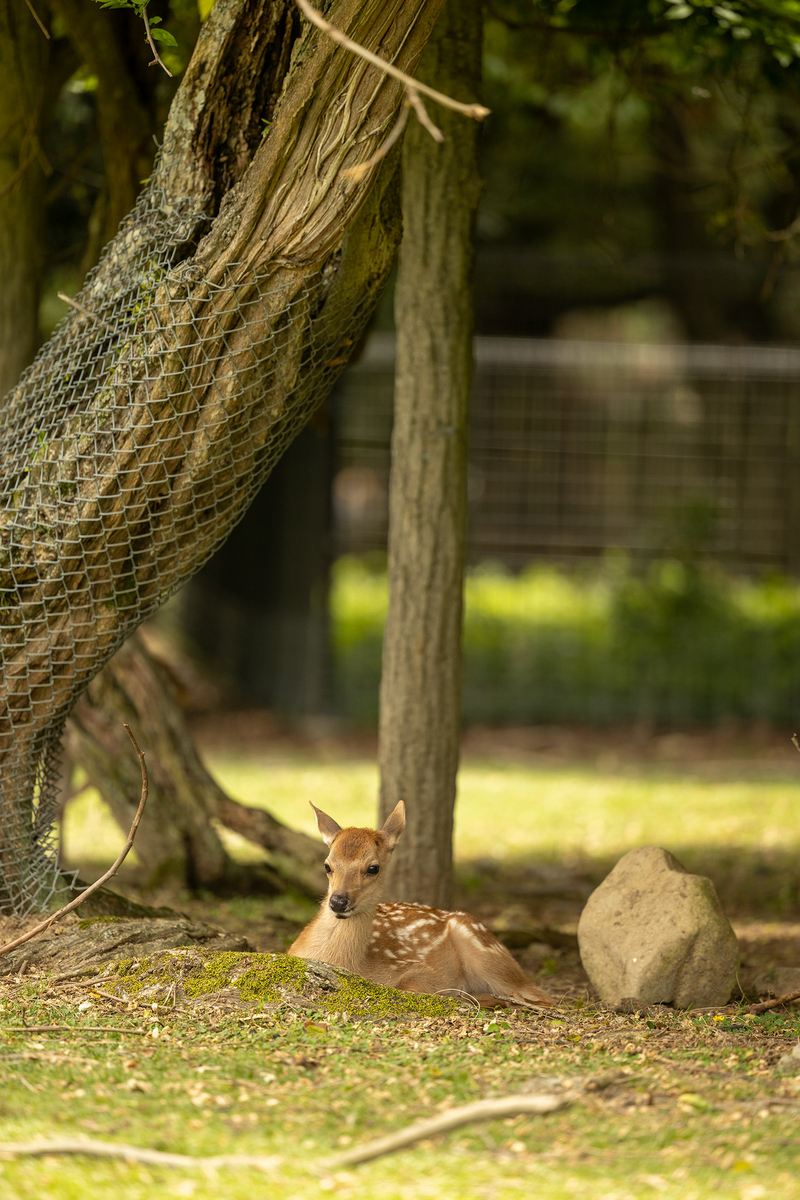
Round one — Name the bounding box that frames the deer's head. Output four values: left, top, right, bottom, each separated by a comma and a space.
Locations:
310, 801, 405, 918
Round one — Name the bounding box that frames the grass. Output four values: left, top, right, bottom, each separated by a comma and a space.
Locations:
45, 747, 800, 1197
0, 978, 798, 1200
64, 754, 800, 871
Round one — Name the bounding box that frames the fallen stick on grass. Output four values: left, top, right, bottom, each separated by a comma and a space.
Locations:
321, 1093, 570, 1169
0, 725, 147, 960
748, 989, 800, 1014
0, 1139, 282, 1173
0, 1094, 570, 1174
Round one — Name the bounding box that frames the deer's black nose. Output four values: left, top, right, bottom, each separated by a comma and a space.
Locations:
329, 893, 350, 914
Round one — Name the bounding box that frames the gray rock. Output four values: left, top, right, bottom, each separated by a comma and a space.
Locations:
776, 1042, 800, 1074
752, 967, 800, 1000
577, 846, 739, 1009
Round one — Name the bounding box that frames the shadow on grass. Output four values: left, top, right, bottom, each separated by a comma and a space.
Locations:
456, 845, 800, 922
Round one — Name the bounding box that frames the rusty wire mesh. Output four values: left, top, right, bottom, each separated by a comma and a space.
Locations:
0, 157, 374, 915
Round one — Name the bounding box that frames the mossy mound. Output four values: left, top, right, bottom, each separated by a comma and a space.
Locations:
110, 948, 460, 1019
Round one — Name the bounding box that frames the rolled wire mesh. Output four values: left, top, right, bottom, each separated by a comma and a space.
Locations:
0, 158, 375, 915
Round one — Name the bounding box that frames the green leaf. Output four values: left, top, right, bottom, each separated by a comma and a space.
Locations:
149, 26, 178, 45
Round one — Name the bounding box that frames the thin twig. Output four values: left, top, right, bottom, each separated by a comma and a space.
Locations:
0, 1139, 281, 1173
407, 87, 443, 143
142, 4, 173, 77
22, 0, 49, 38
56, 292, 115, 334
321, 1094, 569, 1168
294, 0, 489, 122
0, 725, 148, 960
748, 989, 800, 1015
2, 1026, 139, 1034
433, 987, 481, 1012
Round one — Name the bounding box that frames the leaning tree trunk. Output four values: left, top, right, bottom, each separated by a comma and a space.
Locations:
64, 630, 324, 897
0, 0, 445, 913
378, 0, 482, 907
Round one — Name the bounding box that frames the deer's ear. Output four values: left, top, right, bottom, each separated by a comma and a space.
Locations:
310, 802, 342, 847
380, 800, 405, 851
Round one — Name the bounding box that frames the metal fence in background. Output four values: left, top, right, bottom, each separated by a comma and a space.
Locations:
334, 334, 800, 571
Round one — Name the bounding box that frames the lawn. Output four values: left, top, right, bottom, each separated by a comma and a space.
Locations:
20, 743, 800, 1198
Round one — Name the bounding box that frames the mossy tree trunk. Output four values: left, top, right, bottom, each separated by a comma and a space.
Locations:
378, 0, 483, 907
0, 0, 446, 912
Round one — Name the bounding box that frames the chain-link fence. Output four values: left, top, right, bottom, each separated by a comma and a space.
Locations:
335, 334, 800, 570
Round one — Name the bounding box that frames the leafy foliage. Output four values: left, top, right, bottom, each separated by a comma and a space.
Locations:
332, 557, 800, 724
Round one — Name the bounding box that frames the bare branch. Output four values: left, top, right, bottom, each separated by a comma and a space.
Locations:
22, 0, 50, 39
407, 86, 443, 143
748, 988, 800, 1014
142, 4, 173, 78
321, 1094, 570, 1168
56, 291, 115, 333
0, 1139, 281, 1173
294, 0, 489, 122
0, 725, 148, 959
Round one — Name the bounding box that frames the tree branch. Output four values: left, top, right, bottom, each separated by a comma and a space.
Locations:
322, 1094, 570, 1168
294, 0, 489, 123
142, 3, 173, 77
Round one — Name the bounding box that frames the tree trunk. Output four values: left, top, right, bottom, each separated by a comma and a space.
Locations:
48, 0, 163, 271
63, 630, 323, 897
0, 0, 67, 395
377, 0, 482, 907
0, 0, 445, 913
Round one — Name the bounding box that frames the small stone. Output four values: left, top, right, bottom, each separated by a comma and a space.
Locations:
776, 1042, 800, 1074
577, 846, 738, 1009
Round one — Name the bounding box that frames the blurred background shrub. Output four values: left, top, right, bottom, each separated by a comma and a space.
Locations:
332, 556, 800, 725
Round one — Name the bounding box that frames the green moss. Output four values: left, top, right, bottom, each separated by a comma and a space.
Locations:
319, 973, 459, 1019
77, 916, 126, 928
111, 949, 458, 1017
236, 955, 309, 1002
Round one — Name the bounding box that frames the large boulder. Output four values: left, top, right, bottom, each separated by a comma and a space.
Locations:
577, 846, 739, 1009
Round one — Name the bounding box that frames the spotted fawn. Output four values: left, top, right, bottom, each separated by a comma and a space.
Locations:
288, 801, 554, 1009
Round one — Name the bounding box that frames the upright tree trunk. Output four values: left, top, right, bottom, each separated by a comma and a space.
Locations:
49, 0, 163, 271
0, 0, 49, 396
377, 0, 482, 907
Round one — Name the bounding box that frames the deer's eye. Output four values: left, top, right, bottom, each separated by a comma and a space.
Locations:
367, 864, 379, 875
324, 863, 332, 873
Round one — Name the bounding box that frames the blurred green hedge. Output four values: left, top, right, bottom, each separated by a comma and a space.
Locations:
331, 557, 800, 725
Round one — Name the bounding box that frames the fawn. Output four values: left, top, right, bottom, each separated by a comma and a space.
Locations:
288, 800, 554, 1009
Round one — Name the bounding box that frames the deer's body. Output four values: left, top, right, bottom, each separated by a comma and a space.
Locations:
288, 803, 553, 1008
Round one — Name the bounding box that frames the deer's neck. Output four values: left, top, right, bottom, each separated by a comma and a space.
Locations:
302, 901, 377, 974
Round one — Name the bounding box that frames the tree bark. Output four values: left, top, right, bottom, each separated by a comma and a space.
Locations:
377, 0, 482, 907
0, 1, 75, 395
63, 630, 323, 897
48, 0, 163, 272
0, 0, 445, 912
